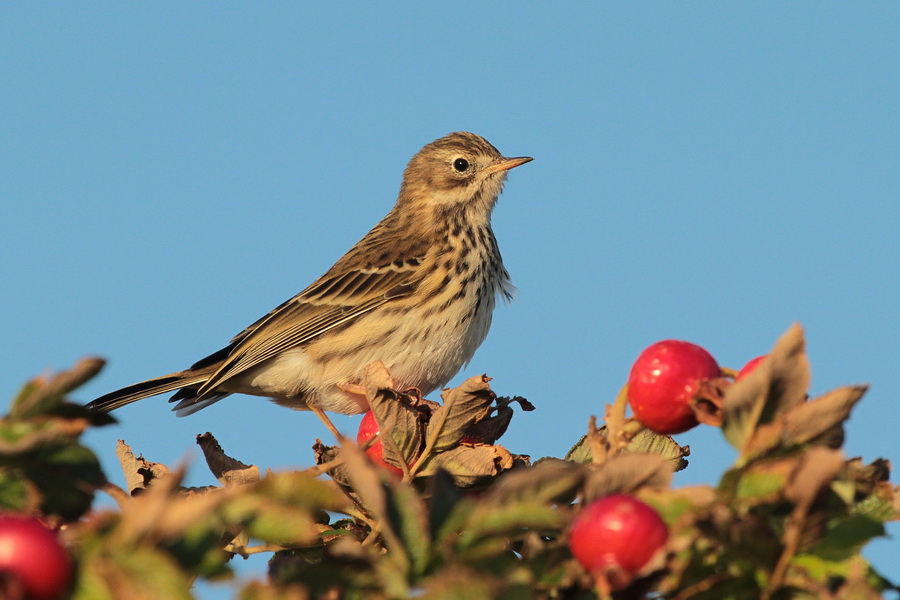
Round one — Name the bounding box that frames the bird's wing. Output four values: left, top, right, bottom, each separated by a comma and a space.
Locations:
195, 227, 430, 397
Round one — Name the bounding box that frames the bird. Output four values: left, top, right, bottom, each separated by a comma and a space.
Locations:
86, 132, 532, 422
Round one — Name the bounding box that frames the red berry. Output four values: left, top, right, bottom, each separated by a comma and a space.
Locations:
356, 412, 404, 476
0, 515, 73, 600
627, 340, 720, 434
569, 495, 668, 584
736, 355, 768, 380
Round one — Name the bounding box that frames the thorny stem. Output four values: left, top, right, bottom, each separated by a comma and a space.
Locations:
719, 366, 739, 379
764, 503, 808, 600
304, 455, 347, 477
605, 383, 633, 455
593, 572, 613, 600
362, 526, 381, 547
587, 415, 607, 464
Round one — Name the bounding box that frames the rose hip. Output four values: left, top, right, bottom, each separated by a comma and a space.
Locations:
569, 494, 668, 588
627, 340, 721, 434
357, 411, 404, 476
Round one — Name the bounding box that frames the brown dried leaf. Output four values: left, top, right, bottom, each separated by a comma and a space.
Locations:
365, 362, 422, 468
781, 385, 866, 447
784, 447, 845, 509
834, 556, 885, 600
339, 440, 416, 574
723, 323, 810, 455
313, 439, 352, 487
11, 356, 106, 419
691, 378, 727, 428
460, 406, 512, 445
603, 384, 629, 456
111, 462, 187, 545
115, 439, 171, 494
462, 396, 531, 444
583, 453, 674, 502
196, 432, 260, 486
428, 375, 495, 452
767, 322, 811, 410
341, 438, 388, 519
417, 444, 513, 487
744, 385, 867, 459
845, 457, 891, 499
150, 487, 226, 540
565, 426, 689, 471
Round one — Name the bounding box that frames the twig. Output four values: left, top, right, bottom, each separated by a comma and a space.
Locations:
225, 542, 286, 557
671, 573, 734, 600
102, 481, 130, 507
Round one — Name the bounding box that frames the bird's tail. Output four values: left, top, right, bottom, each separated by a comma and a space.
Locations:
86, 370, 211, 412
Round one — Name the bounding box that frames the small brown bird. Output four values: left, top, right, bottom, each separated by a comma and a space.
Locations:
87, 132, 532, 419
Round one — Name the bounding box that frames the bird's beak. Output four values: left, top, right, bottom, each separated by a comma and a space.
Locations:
484, 155, 533, 175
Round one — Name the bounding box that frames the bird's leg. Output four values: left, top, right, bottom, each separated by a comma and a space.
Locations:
339, 380, 423, 406
310, 404, 344, 442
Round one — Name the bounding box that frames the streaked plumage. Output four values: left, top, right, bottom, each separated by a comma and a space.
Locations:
87, 132, 532, 417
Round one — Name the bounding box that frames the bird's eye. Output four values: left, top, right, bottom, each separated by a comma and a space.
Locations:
453, 158, 470, 172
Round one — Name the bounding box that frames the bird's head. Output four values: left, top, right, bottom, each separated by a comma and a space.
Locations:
397, 132, 532, 222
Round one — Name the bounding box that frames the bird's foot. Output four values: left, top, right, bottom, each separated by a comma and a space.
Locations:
401, 386, 424, 403
337, 382, 370, 397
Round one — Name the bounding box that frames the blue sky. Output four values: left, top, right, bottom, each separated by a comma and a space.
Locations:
2, 4, 898, 597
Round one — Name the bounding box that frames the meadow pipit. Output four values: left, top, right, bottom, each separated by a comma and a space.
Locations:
87, 132, 532, 419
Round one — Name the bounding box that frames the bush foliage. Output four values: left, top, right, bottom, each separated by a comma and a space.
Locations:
1, 325, 897, 599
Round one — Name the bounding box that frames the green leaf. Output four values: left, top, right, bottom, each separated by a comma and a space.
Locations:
427, 469, 463, 544
852, 492, 896, 524
163, 515, 233, 578
384, 480, 431, 576
454, 501, 566, 556
563, 434, 592, 464
111, 546, 195, 600
0, 469, 35, 512
74, 546, 194, 600
22, 443, 106, 520
482, 460, 585, 506
253, 470, 347, 514
733, 464, 789, 503
565, 426, 689, 470
418, 567, 500, 599
269, 539, 383, 597
809, 515, 885, 561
